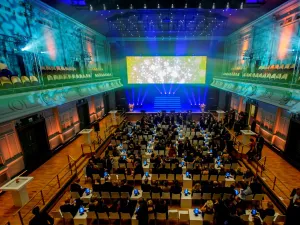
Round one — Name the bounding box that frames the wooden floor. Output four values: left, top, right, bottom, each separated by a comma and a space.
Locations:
229, 129, 300, 207
0, 115, 115, 225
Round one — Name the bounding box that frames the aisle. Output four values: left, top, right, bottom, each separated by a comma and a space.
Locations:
0, 115, 114, 225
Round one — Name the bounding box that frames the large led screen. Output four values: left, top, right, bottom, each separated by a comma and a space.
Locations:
126, 56, 207, 84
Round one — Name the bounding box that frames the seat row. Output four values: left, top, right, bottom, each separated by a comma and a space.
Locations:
45, 73, 113, 82
0, 76, 39, 88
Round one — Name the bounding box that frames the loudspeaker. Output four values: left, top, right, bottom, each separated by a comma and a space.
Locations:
93, 123, 100, 132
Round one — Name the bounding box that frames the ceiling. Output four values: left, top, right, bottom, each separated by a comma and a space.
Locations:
42, 0, 289, 38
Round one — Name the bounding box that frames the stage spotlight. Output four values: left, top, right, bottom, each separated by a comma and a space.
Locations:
164, 92, 166, 94
169, 92, 170, 94
212, 3, 215, 9
173, 92, 175, 94
160, 92, 162, 94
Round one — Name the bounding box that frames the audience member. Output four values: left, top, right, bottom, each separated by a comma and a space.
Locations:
29, 206, 54, 225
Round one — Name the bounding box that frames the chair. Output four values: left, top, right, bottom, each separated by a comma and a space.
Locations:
20, 76, 31, 86
120, 212, 131, 221
201, 174, 209, 181
212, 193, 221, 200
109, 212, 120, 220
231, 163, 238, 169
218, 175, 225, 182
240, 214, 249, 222
263, 216, 275, 224
11, 76, 22, 87
86, 211, 98, 225
204, 213, 214, 223
156, 212, 167, 223
121, 192, 130, 199
193, 174, 200, 181
142, 192, 151, 199
0, 76, 12, 88
222, 193, 231, 200
168, 210, 179, 223
101, 192, 111, 199
159, 174, 167, 181
152, 192, 161, 200
61, 212, 73, 223
110, 174, 117, 181
118, 174, 126, 180
171, 193, 181, 204
274, 215, 285, 223
245, 195, 254, 201
192, 193, 202, 200
93, 192, 101, 198
253, 194, 264, 201
51, 211, 63, 222
161, 192, 170, 200
202, 193, 212, 200
151, 174, 159, 180
224, 164, 231, 170
179, 210, 189, 224
92, 174, 101, 181
176, 174, 183, 181
29, 75, 39, 85
97, 212, 109, 221
111, 192, 120, 199
235, 175, 244, 182
210, 175, 218, 181
70, 192, 80, 199
119, 163, 126, 168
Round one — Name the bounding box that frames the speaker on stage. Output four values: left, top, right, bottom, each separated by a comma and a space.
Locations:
93, 123, 100, 132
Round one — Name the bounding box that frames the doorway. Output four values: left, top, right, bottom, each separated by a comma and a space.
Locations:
76, 99, 90, 130
16, 116, 51, 171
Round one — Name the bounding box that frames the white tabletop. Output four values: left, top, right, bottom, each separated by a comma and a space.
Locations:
188, 209, 203, 221
241, 130, 256, 136
74, 209, 88, 219
1, 176, 34, 191
109, 110, 118, 114
216, 110, 225, 114
130, 189, 143, 200
181, 192, 192, 200
79, 129, 93, 134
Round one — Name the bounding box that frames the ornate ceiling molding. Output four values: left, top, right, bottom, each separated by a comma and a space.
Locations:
0, 79, 123, 124
211, 78, 300, 113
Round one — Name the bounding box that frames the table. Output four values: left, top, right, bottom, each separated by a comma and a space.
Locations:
245, 210, 263, 222
225, 177, 235, 187
181, 192, 192, 208
188, 209, 203, 225
216, 110, 225, 122
130, 189, 143, 200
79, 129, 93, 145
74, 209, 88, 225
142, 174, 151, 182
0, 176, 33, 207
241, 130, 256, 145
183, 175, 193, 189
81, 191, 92, 202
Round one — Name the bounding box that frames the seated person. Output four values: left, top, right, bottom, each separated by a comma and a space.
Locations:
111, 180, 120, 193
260, 202, 275, 219
250, 178, 262, 194
134, 162, 144, 177
200, 200, 215, 216
155, 199, 168, 218
192, 183, 201, 193
147, 200, 155, 214
192, 164, 202, 175
60, 198, 77, 217
172, 163, 182, 174
29, 206, 54, 225
170, 180, 182, 195
151, 180, 162, 195
101, 176, 113, 192
141, 179, 152, 192
161, 180, 171, 192
119, 179, 134, 194
159, 163, 170, 174
70, 179, 86, 196
290, 188, 300, 206
209, 165, 218, 176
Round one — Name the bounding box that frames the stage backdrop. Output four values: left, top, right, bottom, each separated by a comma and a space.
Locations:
126, 56, 207, 84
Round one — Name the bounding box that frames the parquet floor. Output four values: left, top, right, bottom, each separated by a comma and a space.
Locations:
229, 129, 300, 207
0, 115, 116, 225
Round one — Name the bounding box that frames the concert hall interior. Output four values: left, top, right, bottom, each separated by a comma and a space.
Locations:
0, 0, 300, 225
